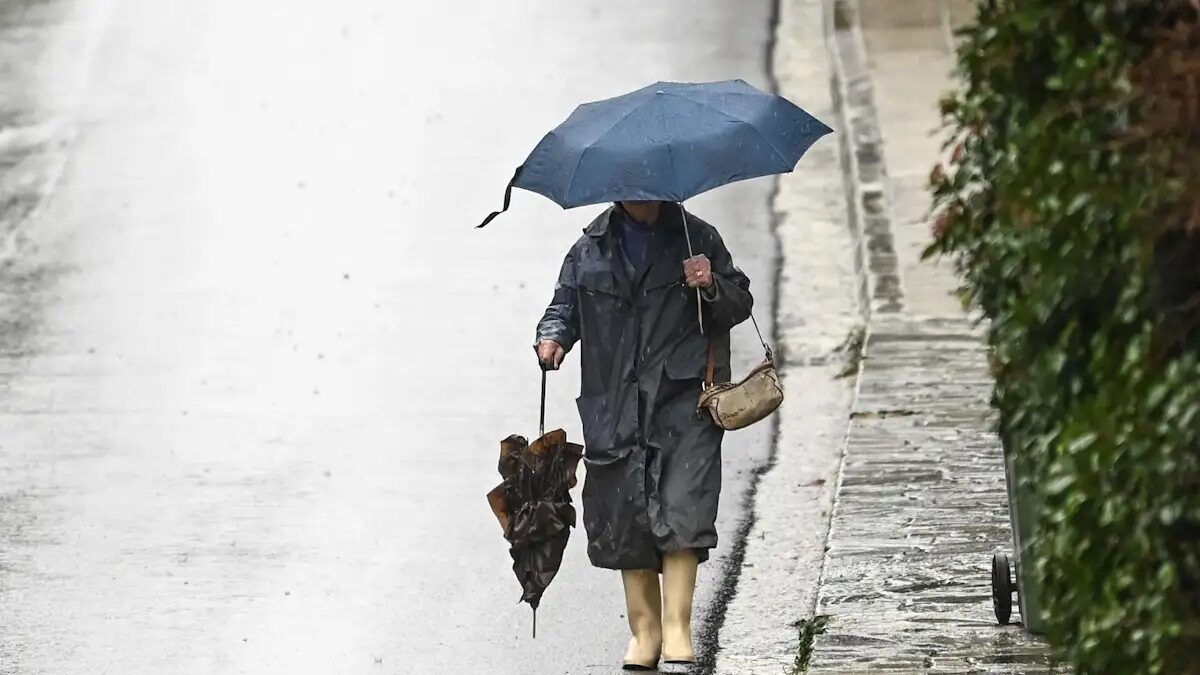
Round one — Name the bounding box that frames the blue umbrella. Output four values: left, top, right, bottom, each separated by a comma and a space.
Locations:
477, 79, 832, 227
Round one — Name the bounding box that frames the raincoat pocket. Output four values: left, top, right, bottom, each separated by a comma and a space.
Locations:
664, 337, 708, 382
575, 392, 636, 461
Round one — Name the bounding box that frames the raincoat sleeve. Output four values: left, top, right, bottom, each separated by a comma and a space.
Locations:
701, 231, 753, 331
535, 245, 580, 351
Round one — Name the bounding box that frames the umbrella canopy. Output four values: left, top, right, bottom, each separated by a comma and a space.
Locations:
486, 429, 583, 637
478, 79, 832, 226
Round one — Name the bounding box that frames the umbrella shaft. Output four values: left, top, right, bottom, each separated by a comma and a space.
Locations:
539, 369, 546, 439
680, 203, 704, 336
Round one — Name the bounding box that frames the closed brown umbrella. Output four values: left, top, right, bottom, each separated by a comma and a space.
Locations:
486, 370, 583, 637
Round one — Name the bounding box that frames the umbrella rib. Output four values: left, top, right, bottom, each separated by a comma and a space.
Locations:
561, 145, 591, 209
665, 142, 677, 201
561, 104, 647, 204
661, 92, 796, 170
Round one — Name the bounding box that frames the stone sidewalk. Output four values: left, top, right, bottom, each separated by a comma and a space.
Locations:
807, 318, 1058, 673
805, 0, 1063, 672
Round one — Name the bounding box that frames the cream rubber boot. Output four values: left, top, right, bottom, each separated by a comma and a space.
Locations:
621, 569, 663, 670
661, 550, 699, 664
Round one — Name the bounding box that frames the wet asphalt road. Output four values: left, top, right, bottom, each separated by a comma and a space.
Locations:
0, 1, 777, 673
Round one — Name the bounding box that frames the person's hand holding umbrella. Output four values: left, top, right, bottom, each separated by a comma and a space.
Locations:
683, 254, 714, 290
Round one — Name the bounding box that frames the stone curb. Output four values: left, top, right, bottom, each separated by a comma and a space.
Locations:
826, 0, 904, 317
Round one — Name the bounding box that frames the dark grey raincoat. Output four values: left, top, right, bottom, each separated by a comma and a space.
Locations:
535, 204, 752, 570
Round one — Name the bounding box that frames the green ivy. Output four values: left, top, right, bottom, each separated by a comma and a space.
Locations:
928, 1, 1200, 673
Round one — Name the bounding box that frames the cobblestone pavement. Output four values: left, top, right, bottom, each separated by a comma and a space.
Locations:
803, 0, 1063, 672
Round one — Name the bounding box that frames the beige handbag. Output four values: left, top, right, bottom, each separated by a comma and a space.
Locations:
697, 325, 784, 430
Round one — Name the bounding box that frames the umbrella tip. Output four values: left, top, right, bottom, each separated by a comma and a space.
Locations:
532, 607, 537, 639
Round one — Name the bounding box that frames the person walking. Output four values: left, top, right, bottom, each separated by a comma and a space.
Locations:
535, 199, 752, 670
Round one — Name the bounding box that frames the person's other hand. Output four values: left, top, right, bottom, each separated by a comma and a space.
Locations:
683, 255, 713, 289
536, 340, 566, 370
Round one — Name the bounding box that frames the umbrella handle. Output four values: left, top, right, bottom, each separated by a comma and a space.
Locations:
539, 367, 547, 439
680, 203, 705, 336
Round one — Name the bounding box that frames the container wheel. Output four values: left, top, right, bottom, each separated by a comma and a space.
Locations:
992, 551, 1014, 625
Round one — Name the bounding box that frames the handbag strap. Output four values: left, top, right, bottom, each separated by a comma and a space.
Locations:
705, 325, 773, 389
749, 315, 773, 362
705, 338, 717, 389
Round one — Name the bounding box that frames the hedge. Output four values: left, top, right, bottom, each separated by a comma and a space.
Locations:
928, 2, 1200, 673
